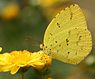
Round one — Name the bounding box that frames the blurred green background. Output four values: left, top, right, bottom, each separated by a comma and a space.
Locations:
0, 0, 95, 79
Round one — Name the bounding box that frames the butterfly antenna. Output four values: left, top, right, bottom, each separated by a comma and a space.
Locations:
25, 36, 43, 48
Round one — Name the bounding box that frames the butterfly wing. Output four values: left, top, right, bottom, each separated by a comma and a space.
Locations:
43, 4, 92, 64
44, 4, 87, 44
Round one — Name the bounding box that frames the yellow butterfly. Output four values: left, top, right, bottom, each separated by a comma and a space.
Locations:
38, 4, 92, 64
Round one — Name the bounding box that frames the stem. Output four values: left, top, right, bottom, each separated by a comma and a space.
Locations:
41, 70, 47, 79
20, 72, 25, 79
41, 72, 44, 79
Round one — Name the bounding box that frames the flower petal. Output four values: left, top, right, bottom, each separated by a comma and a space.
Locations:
11, 66, 20, 74
0, 53, 11, 65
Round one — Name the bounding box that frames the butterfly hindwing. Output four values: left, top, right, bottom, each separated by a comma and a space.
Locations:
43, 27, 92, 64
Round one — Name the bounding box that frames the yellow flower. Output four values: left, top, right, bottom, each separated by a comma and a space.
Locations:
10, 50, 32, 67
0, 50, 52, 74
38, 0, 70, 20
1, 3, 20, 20
9, 50, 33, 74
0, 50, 32, 74
0, 53, 12, 72
0, 53, 11, 65
29, 51, 52, 70
38, 0, 59, 7
38, 0, 69, 7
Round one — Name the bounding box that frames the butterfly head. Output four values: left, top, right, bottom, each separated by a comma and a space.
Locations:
40, 43, 44, 49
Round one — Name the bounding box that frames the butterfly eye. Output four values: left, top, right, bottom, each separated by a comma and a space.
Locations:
40, 44, 44, 49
